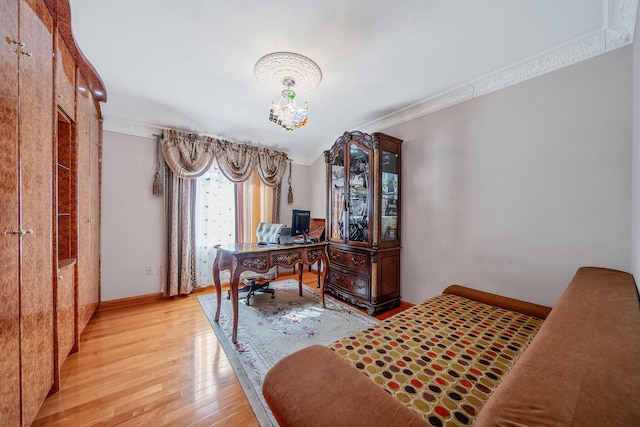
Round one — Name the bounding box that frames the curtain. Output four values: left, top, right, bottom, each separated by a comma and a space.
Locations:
237, 171, 277, 244
162, 167, 196, 296
161, 129, 216, 178
159, 128, 287, 296
194, 164, 236, 287
256, 147, 288, 187
214, 140, 256, 183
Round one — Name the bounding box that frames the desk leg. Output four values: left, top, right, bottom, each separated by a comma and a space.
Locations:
298, 262, 303, 296
229, 265, 242, 344
319, 254, 328, 308
212, 251, 222, 322
316, 260, 321, 288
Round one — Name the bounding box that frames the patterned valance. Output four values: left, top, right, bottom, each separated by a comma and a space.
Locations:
213, 139, 256, 183
256, 147, 288, 186
160, 130, 217, 178
160, 128, 288, 186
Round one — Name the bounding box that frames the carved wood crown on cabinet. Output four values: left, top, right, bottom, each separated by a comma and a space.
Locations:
324, 131, 403, 316
0, 1, 104, 426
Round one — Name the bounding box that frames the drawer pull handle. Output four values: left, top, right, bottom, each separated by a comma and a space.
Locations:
330, 253, 340, 260
351, 258, 365, 266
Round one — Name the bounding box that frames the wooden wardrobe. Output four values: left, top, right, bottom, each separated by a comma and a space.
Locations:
0, 0, 104, 425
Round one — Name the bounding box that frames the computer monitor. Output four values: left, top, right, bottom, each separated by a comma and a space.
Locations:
291, 209, 311, 241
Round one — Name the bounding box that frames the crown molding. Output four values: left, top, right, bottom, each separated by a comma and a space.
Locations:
354, 0, 637, 138
310, 0, 637, 164
102, 117, 310, 164
103, 117, 162, 139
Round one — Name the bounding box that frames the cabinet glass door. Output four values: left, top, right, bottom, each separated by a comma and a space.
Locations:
330, 147, 345, 241
381, 150, 398, 241
348, 144, 369, 242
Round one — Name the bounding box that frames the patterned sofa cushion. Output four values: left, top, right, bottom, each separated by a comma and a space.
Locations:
328, 293, 544, 426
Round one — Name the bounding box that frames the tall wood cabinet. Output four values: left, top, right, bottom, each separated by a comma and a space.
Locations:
0, 0, 104, 425
324, 131, 403, 315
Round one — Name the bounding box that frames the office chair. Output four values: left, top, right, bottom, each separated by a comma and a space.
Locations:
231, 222, 285, 306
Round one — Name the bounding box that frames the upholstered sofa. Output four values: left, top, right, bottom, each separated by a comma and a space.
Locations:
262, 267, 640, 426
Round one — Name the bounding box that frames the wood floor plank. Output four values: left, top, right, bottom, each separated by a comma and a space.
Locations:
33, 276, 263, 426
35, 271, 405, 425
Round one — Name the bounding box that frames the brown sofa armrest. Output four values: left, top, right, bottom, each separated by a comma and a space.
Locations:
263, 345, 428, 427
443, 284, 552, 319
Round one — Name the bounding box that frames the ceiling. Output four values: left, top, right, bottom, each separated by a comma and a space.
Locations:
68, 0, 637, 164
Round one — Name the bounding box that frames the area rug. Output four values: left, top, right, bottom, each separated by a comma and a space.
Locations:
198, 279, 377, 426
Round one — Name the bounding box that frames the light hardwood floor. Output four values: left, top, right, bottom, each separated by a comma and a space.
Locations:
34, 271, 409, 426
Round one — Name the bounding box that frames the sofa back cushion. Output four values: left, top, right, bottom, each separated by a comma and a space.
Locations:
475, 267, 640, 426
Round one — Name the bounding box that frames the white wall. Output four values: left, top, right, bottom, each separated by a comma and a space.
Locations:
311, 47, 633, 308
632, 11, 640, 288
101, 132, 313, 301
279, 162, 313, 226
384, 47, 633, 307
101, 132, 164, 300
310, 154, 327, 219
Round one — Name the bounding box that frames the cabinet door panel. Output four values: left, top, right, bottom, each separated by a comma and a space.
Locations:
76, 74, 99, 335
0, 0, 21, 424
378, 250, 400, 299
329, 147, 345, 242
89, 111, 101, 310
57, 261, 75, 370
18, 0, 54, 424
76, 107, 91, 334
347, 144, 370, 243
55, 33, 75, 118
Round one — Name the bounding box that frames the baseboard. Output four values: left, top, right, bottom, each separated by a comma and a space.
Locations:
99, 292, 164, 311
97, 269, 384, 312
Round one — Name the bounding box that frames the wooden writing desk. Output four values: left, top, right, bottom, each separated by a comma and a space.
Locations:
212, 241, 329, 343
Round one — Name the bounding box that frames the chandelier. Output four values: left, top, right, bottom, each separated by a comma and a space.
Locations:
254, 52, 322, 131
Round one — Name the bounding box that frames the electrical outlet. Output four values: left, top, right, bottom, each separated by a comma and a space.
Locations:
145, 266, 153, 276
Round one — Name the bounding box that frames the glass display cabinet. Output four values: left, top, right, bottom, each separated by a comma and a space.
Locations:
324, 131, 403, 315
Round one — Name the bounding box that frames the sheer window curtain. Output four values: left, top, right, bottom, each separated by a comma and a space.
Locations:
194, 164, 236, 287
159, 129, 288, 296
195, 169, 278, 287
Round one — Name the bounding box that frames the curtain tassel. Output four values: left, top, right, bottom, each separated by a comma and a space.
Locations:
153, 133, 163, 196
287, 160, 293, 204
152, 170, 162, 196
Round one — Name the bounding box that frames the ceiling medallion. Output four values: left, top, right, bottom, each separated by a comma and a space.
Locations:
254, 52, 322, 131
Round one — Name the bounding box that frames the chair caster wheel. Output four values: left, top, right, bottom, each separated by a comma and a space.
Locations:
271, 294, 275, 299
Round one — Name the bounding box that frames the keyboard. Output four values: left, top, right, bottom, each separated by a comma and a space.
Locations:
294, 239, 307, 244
